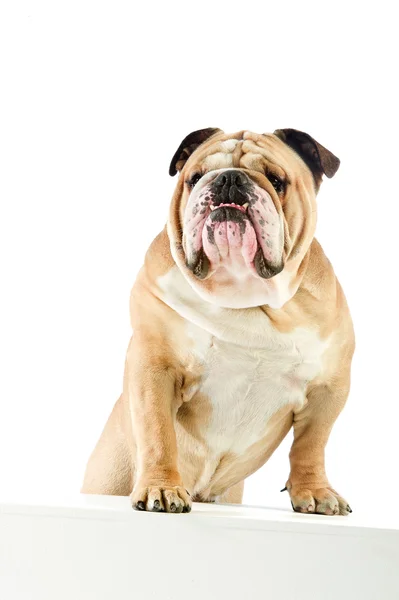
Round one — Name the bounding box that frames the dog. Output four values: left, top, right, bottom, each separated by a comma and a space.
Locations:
81, 128, 355, 515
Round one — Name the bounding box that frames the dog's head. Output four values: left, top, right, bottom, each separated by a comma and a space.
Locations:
168, 128, 339, 309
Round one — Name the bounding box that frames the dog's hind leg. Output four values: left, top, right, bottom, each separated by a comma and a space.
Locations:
81, 394, 133, 496
218, 481, 244, 504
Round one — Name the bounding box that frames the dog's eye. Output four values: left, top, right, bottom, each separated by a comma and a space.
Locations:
268, 174, 285, 194
187, 173, 202, 188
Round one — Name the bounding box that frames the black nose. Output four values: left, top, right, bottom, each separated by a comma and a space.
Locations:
214, 170, 248, 188
212, 170, 249, 205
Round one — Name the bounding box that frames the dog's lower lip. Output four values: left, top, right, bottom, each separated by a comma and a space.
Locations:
210, 202, 248, 213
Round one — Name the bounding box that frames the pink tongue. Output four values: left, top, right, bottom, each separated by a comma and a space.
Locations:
203, 216, 257, 268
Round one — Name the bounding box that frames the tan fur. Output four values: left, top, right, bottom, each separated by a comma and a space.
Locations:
82, 130, 354, 516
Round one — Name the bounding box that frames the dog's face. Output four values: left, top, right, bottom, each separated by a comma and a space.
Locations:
168, 129, 339, 309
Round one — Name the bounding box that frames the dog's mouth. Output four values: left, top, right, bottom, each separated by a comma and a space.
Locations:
183, 170, 284, 280
210, 202, 248, 213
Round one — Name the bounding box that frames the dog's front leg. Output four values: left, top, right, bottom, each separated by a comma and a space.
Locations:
125, 334, 191, 513
285, 377, 352, 516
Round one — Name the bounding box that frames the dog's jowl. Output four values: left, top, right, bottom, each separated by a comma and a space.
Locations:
82, 128, 354, 515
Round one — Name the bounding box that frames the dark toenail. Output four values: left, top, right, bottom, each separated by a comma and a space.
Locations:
280, 487, 287, 492
136, 501, 145, 511
186, 489, 191, 496
153, 500, 160, 510
347, 505, 352, 513
170, 503, 177, 512
183, 505, 192, 513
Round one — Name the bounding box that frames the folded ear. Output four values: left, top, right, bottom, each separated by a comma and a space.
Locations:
273, 128, 340, 183
169, 128, 223, 176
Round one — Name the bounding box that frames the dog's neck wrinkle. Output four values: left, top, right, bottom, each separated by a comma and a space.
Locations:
261, 239, 337, 332
298, 238, 336, 301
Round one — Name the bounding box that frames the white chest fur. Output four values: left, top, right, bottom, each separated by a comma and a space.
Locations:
158, 267, 329, 456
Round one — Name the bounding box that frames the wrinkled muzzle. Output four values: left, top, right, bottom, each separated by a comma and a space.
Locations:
183, 169, 284, 280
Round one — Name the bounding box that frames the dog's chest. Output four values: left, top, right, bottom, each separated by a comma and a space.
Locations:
187, 324, 325, 455
158, 267, 328, 456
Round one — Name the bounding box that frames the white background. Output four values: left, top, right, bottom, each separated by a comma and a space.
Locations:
0, 1, 398, 512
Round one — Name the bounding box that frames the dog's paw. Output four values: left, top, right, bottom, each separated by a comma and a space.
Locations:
289, 486, 352, 516
131, 484, 192, 513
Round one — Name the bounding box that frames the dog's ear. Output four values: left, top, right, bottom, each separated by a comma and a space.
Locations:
169, 128, 223, 176
273, 128, 340, 183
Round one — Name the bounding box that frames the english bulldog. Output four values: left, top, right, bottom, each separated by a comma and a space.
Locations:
82, 128, 355, 516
